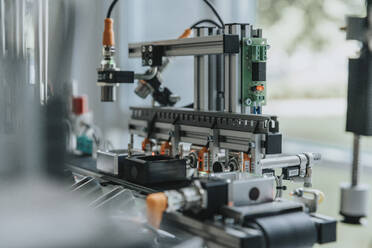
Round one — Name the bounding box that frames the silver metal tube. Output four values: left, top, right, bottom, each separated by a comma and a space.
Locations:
224, 24, 242, 113
224, 25, 231, 112
199, 27, 208, 111
230, 24, 240, 113
0, 0, 4, 55
42, 0, 48, 103
260, 155, 302, 170
101, 86, 116, 102
134, 67, 158, 80
352, 134, 360, 186
216, 29, 224, 111
194, 28, 201, 111
208, 27, 217, 111
193, 28, 208, 111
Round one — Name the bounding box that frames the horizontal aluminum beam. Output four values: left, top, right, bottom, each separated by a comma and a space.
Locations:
259, 153, 321, 170
128, 119, 261, 152
128, 35, 239, 58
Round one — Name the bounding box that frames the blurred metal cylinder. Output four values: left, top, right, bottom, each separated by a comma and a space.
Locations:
135, 80, 152, 99
101, 85, 116, 102
340, 183, 369, 224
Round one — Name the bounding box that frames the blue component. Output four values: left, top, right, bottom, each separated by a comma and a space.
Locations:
251, 106, 261, 115
257, 106, 262, 114
76, 135, 93, 155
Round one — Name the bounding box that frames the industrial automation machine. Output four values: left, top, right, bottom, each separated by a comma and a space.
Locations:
68, 1, 338, 247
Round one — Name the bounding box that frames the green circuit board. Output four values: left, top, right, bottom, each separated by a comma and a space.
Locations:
242, 37, 268, 107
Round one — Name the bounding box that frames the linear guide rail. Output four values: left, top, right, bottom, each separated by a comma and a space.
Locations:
128, 34, 240, 58
130, 107, 279, 134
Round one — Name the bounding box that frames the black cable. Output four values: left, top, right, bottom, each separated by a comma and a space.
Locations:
190, 19, 222, 29
202, 0, 224, 27
106, 0, 119, 19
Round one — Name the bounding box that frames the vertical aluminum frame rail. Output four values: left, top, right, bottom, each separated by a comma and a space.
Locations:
207, 27, 217, 111
224, 24, 252, 114
207, 27, 216, 111
1, 0, 27, 63
193, 28, 201, 110
15, 0, 24, 58
216, 29, 224, 111
224, 24, 239, 113
0, 0, 5, 56
193, 27, 209, 111
36, 0, 48, 104
194, 27, 225, 112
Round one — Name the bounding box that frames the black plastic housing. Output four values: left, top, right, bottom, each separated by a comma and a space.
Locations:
185, 178, 228, 220
264, 133, 282, 154
346, 56, 372, 135
122, 155, 186, 185
97, 70, 134, 84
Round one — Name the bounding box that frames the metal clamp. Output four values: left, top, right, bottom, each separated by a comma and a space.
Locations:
296, 153, 308, 177
291, 188, 324, 213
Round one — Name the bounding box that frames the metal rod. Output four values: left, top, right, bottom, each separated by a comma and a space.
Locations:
224, 25, 231, 112
134, 67, 158, 80
208, 27, 217, 111
230, 24, 240, 113
0, 0, 4, 55
352, 134, 360, 186
260, 155, 302, 169
224, 24, 242, 113
216, 28, 224, 111
199, 27, 208, 111
194, 28, 201, 111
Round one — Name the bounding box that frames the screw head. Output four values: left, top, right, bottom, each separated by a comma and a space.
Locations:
245, 98, 252, 105
246, 39, 252, 46
148, 59, 153, 65
248, 142, 255, 148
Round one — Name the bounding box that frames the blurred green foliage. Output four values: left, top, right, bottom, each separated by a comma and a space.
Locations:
258, 0, 364, 53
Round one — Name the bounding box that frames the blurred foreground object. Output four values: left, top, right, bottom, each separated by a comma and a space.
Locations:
340, 0, 372, 224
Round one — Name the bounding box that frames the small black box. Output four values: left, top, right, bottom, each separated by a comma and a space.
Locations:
122, 155, 186, 185
252, 62, 266, 81
282, 166, 300, 180
264, 133, 282, 154
141, 45, 163, 67
223, 34, 240, 54
310, 214, 337, 244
